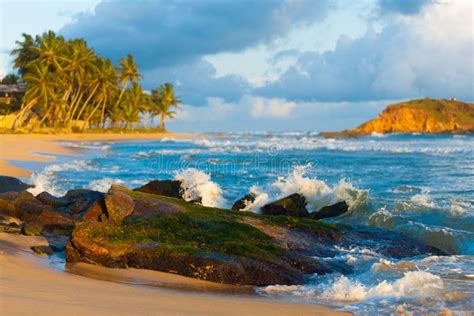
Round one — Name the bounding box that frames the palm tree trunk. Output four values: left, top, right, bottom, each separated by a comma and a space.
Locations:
82, 97, 105, 131
160, 113, 166, 130
12, 98, 38, 130
74, 83, 100, 122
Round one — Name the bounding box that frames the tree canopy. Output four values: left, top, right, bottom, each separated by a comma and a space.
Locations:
7, 31, 181, 132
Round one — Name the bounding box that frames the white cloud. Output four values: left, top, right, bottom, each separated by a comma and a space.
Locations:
260, 0, 474, 101
248, 96, 296, 119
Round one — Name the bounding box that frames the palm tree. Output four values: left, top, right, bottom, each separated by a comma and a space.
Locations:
11, 33, 38, 76
13, 63, 56, 129
114, 54, 141, 111
122, 83, 144, 130
82, 58, 117, 130
154, 83, 181, 130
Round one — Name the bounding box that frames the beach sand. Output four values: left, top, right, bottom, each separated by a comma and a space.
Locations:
0, 232, 347, 315
0, 132, 199, 177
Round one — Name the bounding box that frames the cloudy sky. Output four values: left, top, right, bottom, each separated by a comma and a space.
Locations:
0, 0, 472, 132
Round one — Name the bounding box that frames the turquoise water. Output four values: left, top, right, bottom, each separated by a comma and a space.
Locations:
26, 132, 474, 314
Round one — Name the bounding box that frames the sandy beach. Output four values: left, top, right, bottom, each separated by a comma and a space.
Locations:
0, 232, 346, 315
0, 132, 199, 178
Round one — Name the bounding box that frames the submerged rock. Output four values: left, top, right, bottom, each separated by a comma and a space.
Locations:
310, 201, 349, 220
134, 180, 182, 199
0, 176, 34, 193
261, 193, 309, 217
231, 193, 256, 211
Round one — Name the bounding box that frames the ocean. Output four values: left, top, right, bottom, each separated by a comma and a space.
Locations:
26, 132, 473, 314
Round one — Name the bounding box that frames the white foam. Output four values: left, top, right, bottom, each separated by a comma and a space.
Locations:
89, 178, 125, 192
321, 271, 444, 302
240, 185, 270, 212
410, 192, 436, 208
174, 168, 225, 208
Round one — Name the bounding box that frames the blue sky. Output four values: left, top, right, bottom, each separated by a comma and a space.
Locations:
0, 0, 472, 132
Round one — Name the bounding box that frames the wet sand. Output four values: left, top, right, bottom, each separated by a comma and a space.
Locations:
0, 132, 200, 177
0, 233, 347, 315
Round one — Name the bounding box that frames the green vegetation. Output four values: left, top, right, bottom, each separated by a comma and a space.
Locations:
5, 31, 181, 132
389, 98, 474, 125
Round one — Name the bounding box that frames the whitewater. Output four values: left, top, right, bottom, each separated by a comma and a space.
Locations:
27, 132, 474, 314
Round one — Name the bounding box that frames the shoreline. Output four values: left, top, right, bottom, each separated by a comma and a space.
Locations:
0, 232, 346, 315
0, 132, 201, 178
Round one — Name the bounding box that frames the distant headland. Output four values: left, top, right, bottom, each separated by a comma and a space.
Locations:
321, 98, 474, 138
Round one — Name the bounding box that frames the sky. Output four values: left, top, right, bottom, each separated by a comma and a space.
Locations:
0, 0, 472, 132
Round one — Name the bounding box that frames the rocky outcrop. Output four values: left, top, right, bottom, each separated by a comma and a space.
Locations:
0, 176, 447, 286
66, 189, 445, 286
321, 98, 474, 137
261, 193, 309, 217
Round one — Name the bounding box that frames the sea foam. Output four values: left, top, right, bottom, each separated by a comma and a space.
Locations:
174, 168, 225, 208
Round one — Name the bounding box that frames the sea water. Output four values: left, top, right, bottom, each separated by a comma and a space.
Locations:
26, 132, 474, 314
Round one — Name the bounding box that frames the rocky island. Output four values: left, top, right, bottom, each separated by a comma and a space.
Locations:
321, 98, 474, 138
0, 175, 444, 287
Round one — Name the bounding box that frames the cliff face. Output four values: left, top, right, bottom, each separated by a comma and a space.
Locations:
322, 99, 474, 137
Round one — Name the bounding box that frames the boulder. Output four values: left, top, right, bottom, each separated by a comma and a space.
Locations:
231, 193, 256, 211
134, 180, 182, 199
0, 198, 18, 218
104, 185, 134, 224
261, 193, 309, 217
36, 191, 70, 207
309, 201, 349, 220
0, 176, 33, 193
23, 210, 74, 236
13, 192, 54, 221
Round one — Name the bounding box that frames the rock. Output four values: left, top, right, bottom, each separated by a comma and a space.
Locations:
65, 190, 446, 287
22, 221, 43, 236
104, 185, 134, 224
12, 192, 54, 221
23, 210, 74, 236
0, 176, 33, 193
36, 191, 70, 207
0, 198, 18, 217
134, 180, 182, 199
82, 199, 107, 222
231, 193, 256, 211
310, 201, 349, 220
132, 199, 185, 218
31, 245, 54, 256
0, 215, 24, 234
261, 193, 309, 217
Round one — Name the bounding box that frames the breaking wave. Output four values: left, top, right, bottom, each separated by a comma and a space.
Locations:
174, 168, 225, 208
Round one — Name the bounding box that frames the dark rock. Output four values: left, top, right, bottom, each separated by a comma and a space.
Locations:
0, 176, 33, 193
134, 180, 182, 199
36, 191, 70, 207
65, 189, 103, 199
310, 201, 349, 220
31, 245, 54, 256
231, 193, 256, 211
13, 192, 55, 221
261, 193, 309, 217
104, 185, 134, 224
